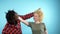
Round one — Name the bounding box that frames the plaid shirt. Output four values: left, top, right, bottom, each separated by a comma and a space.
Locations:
2, 13, 33, 34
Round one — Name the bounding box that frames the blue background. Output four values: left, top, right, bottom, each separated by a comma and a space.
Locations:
0, 0, 60, 34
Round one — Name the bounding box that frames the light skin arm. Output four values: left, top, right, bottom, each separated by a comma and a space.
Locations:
45, 30, 48, 34
18, 16, 29, 25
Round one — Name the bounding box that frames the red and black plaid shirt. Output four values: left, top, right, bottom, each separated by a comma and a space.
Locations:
2, 13, 33, 34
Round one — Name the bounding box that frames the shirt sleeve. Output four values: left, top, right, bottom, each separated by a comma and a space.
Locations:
28, 22, 32, 27
19, 12, 34, 20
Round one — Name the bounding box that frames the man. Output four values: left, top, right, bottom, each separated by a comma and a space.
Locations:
2, 10, 34, 34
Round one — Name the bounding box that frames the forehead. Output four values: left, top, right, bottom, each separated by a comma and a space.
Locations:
34, 13, 43, 17
34, 13, 38, 15
34, 13, 39, 17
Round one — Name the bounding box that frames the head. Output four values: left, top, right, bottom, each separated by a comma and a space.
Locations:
33, 8, 43, 22
6, 10, 18, 25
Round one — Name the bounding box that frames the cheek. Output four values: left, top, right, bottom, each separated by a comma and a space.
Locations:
34, 16, 39, 20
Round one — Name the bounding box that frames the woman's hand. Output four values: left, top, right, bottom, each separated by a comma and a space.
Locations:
18, 16, 29, 25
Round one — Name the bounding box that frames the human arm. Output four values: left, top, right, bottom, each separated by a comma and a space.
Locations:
45, 30, 48, 34
18, 16, 29, 25
19, 12, 34, 20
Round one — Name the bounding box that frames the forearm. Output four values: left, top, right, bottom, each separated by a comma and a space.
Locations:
22, 20, 29, 25
45, 30, 48, 34
18, 17, 29, 25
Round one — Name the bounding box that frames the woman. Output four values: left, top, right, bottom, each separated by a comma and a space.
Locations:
2, 10, 34, 34
18, 8, 48, 34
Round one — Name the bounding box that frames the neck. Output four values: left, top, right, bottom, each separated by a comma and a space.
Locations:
35, 21, 42, 24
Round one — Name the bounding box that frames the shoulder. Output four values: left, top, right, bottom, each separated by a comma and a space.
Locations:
29, 22, 34, 24
28, 22, 34, 27
41, 23, 45, 25
41, 22, 44, 24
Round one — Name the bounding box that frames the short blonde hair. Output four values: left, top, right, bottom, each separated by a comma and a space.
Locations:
34, 8, 43, 22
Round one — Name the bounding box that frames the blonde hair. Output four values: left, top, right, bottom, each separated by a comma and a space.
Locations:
34, 8, 43, 22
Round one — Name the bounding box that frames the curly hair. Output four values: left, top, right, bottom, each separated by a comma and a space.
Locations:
6, 10, 18, 25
